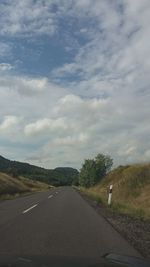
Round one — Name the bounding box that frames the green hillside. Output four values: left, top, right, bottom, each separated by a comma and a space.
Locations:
0, 155, 79, 186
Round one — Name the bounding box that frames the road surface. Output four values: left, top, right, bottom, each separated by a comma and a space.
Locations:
0, 187, 140, 264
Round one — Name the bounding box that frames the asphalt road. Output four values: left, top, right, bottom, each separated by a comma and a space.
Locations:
0, 186, 141, 264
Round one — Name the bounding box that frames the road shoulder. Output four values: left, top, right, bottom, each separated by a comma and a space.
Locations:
77, 189, 150, 259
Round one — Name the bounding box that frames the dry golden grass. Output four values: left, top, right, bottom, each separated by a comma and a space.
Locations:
0, 172, 50, 200
81, 163, 150, 220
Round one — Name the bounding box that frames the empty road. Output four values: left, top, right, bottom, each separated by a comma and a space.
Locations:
0, 187, 141, 265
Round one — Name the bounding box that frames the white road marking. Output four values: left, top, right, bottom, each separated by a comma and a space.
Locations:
48, 195, 53, 199
22, 204, 38, 214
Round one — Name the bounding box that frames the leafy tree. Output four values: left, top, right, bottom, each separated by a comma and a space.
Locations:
79, 159, 97, 187
79, 154, 113, 187
95, 154, 113, 178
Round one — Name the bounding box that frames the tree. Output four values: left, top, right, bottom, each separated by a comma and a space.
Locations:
95, 154, 113, 178
79, 154, 113, 188
79, 159, 97, 187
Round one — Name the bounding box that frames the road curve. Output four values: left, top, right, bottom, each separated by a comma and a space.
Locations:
0, 186, 140, 263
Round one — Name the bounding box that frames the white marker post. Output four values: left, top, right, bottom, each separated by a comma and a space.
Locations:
108, 184, 113, 205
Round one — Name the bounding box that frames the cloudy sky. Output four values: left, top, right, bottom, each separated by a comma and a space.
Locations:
0, 0, 150, 169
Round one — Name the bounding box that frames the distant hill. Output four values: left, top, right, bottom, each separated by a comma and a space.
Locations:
0, 155, 79, 186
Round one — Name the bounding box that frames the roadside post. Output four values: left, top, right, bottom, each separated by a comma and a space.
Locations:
108, 184, 113, 205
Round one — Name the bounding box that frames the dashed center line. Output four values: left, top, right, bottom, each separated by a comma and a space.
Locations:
22, 193, 57, 213
22, 204, 38, 214
48, 195, 53, 199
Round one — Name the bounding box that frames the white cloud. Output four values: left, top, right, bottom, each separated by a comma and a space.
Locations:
0, 75, 51, 96
0, 115, 20, 131
0, 73, 68, 128
53, 133, 89, 146
24, 118, 67, 136
0, 0, 57, 37
51, 1, 150, 85
54, 94, 110, 121
16, 77, 48, 95
0, 63, 13, 71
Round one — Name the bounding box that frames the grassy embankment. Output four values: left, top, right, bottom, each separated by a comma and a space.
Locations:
79, 163, 150, 220
0, 172, 51, 200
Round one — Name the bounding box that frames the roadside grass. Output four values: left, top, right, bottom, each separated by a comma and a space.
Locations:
77, 162, 150, 221
0, 172, 51, 200
79, 186, 148, 220
78, 186, 103, 204
109, 202, 146, 220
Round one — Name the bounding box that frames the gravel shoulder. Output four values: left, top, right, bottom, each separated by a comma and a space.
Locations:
79, 190, 150, 259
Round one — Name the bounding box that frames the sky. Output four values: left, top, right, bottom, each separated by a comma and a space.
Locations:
0, 0, 150, 170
